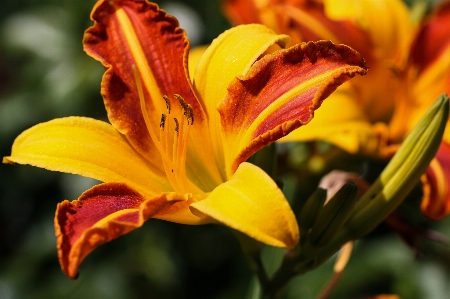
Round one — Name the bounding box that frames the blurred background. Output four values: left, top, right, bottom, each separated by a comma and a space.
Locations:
1, 0, 449, 298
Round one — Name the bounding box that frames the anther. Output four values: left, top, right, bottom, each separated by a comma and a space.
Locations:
185, 104, 194, 125
162, 95, 171, 114
174, 94, 187, 113
174, 118, 179, 135
160, 113, 167, 128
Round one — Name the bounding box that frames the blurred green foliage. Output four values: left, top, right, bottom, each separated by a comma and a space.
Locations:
1, 1, 449, 299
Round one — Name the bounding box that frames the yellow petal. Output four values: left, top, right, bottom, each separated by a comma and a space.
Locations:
323, 0, 413, 63
3, 117, 170, 197
191, 162, 299, 248
194, 24, 290, 173
188, 45, 208, 82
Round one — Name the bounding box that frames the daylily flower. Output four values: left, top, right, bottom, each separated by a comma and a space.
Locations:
3, 0, 367, 278
223, 0, 450, 219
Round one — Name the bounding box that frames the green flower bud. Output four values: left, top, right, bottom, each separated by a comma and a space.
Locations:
298, 188, 327, 232
308, 181, 358, 247
346, 94, 449, 238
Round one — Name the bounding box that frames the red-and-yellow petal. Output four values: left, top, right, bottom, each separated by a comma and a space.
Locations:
55, 182, 189, 279
218, 40, 368, 174
421, 142, 450, 220
191, 162, 299, 248
2, 117, 170, 197
84, 0, 222, 190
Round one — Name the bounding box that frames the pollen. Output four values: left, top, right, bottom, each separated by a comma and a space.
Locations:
174, 118, 179, 134
186, 104, 194, 125
160, 114, 167, 128
162, 95, 171, 114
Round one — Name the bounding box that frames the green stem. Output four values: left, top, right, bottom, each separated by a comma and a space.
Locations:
260, 250, 298, 299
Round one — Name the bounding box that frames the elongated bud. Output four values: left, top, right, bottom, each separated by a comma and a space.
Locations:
295, 95, 449, 275
345, 94, 449, 238
308, 181, 358, 247
298, 188, 327, 231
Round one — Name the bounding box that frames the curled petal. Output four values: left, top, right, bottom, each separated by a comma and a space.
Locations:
55, 182, 188, 279
421, 142, 450, 220
191, 162, 299, 249
219, 40, 368, 174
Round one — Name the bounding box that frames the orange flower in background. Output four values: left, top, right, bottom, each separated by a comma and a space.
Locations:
223, 0, 450, 219
3, 0, 367, 278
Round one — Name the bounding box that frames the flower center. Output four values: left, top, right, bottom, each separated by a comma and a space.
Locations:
132, 66, 200, 195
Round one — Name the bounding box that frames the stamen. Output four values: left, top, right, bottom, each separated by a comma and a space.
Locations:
186, 104, 194, 125
173, 118, 179, 135
160, 113, 167, 128
174, 94, 187, 114
179, 118, 190, 184
162, 95, 171, 114
173, 118, 179, 164
160, 120, 181, 190
175, 109, 186, 168
171, 94, 196, 192
131, 65, 173, 167
129, 75, 200, 194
